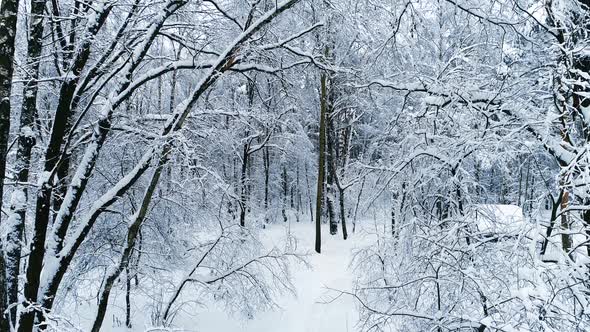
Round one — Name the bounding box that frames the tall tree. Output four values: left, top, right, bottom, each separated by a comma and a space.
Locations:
0, 0, 21, 329
4, 0, 48, 328
315, 65, 328, 253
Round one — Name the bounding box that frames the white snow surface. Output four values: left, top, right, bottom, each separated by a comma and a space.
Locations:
471, 204, 525, 235
93, 222, 374, 332
194, 223, 366, 332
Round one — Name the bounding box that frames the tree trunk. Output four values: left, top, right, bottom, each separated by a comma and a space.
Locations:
391, 193, 397, 237
125, 267, 132, 328
326, 115, 345, 237
541, 191, 563, 258
295, 165, 300, 222
517, 164, 523, 207
239, 81, 255, 227
339, 188, 348, 240
282, 165, 288, 223
305, 164, 314, 223
326, 109, 337, 236
582, 198, 590, 259
239, 142, 249, 227
91, 146, 170, 332
561, 189, 572, 256
523, 162, 531, 215
263, 147, 270, 224
264, 147, 270, 210
528, 175, 535, 215
315, 70, 328, 253
0, 0, 21, 329
5, 0, 47, 328
326, 175, 337, 235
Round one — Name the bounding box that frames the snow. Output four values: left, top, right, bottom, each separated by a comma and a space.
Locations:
2, 190, 25, 253
20, 125, 34, 138
367, 79, 424, 91
527, 2, 546, 23
37, 171, 53, 186
93, 222, 372, 332
10, 0, 590, 330
237, 85, 248, 94
424, 96, 445, 106
470, 204, 525, 236
201, 223, 367, 332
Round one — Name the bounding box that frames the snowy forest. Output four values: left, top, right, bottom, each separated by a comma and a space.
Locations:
0, 0, 589, 331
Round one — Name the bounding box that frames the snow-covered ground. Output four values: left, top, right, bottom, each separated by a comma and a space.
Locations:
60, 207, 579, 332
83, 221, 375, 332
192, 222, 371, 332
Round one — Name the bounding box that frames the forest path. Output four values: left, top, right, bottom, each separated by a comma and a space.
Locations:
197, 221, 369, 332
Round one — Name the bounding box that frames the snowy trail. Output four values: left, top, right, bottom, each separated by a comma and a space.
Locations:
196, 222, 365, 332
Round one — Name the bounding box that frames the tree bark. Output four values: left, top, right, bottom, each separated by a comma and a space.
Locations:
561, 189, 572, 255
326, 128, 337, 235
264, 147, 270, 211
541, 191, 563, 258
315, 70, 328, 253
326, 116, 345, 238
125, 267, 132, 328
239, 142, 249, 227
0, 0, 21, 329
282, 165, 288, 223
582, 198, 590, 258
91, 144, 172, 332
295, 165, 300, 222
339, 187, 348, 240
6, 0, 48, 326
239, 81, 255, 227
305, 164, 314, 223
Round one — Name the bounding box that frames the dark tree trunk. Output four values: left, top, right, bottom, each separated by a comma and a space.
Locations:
528, 175, 535, 215
517, 164, 523, 206
239, 142, 249, 227
326, 179, 337, 235
315, 70, 328, 253
391, 194, 397, 237
5, 0, 47, 328
326, 115, 337, 236
239, 81, 255, 227
582, 198, 590, 258
338, 121, 352, 239
0, 0, 21, 329
339, 188, 348, 240
125, 267, 132, 328
523, 161, 531, 216
264, 147, 270, 211
561, 189, 572, 255
295, 165, 300, 222
305, 164, 314, 223
398, 183, 407, 235
282, 165, 288, 223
